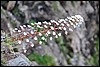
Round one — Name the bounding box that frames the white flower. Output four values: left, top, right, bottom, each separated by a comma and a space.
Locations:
50, 37, 53, 40
80, 18, 84, 22
66, 23, 70, 27
18, 30, 21, 33
61, 23, 64, 26
43, 21, 47, 24
63, 27, 66, 31
38, 32, 42, 36
18, 40, 21, 44
59, 27, 62, 30
60, 19, 66, 26
69, 28, 73, 32
27, 25, 31, 28
75, 22, 78, 26
31, 23, 34, 25
73, 25, 76, 28
55, 35, 58, 38
74, 16, 79, 21
45, 33, 48, 36
12, 30, 16, 33
47, 31, 51, 34
59, 19, 64, 21
65, 31, 68, 35
37, 25, 41, 28
26, 39, 29, 42
23, 32, 27, 35
69, 20, 74, 25
71, 18, 75, 22
65, 19, 70, 27
53, 31, 56, 35
51, 26, 54, 30
71, 16, 76, 19
24, 49, 27, 53
23, 46, 26, 49
58, 20, 61, 23
75, 15, 83, 21
50, 20, 56, 23
58, 33, 61, 36
23, 25, 26, 27
65, 19, 68, 21
39, 41, 42, 44
35, 23, 38, 25
49, 22, 51, 25
44, 25, 48, 28
67, 17, 72, 20
44, 21, 48, 25
63, 20, 67, 24
38, 22, 42, 25
15, 28, 18, 30
30, 30, 34, 34
34, 36, 38, 40
31, 44, 34, 47
56, 22, 59, 25
41, 37, 45, 40
58, 19, 64, 23
20, 26, 25, 30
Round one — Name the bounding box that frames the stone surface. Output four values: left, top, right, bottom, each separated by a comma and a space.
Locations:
1, 1, 99, 66
6, 53, 31, 66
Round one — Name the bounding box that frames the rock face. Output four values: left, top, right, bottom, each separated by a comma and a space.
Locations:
34, 40, 68, 66
6, 53, 31, 66
1, 1, 99, 66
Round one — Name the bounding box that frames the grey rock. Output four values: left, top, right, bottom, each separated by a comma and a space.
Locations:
6, 53, 31, 66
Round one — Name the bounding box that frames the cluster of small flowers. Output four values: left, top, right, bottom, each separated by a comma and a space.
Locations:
11, 15, 84, 53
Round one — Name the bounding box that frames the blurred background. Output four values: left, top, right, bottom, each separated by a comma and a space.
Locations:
1, 1, 99, 66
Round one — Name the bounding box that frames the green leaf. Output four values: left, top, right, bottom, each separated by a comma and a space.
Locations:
27, 52, 55, 66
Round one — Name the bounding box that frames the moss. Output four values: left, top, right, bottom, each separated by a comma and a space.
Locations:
10, 19, 17, 28
55, 35, 74, 62
12, 5, 19, 15
55, 36, 64, 45
29, 19, 37, 29
52, 1, 58, 11
92, 37, 99, 66
4, 34, 13, 45
2, 34, 15, 53
96, 37, 99, 51
86, 37, 99, 66
71, 1, 76, 7
1, 60, 6, 66
27, 52, 55, 66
